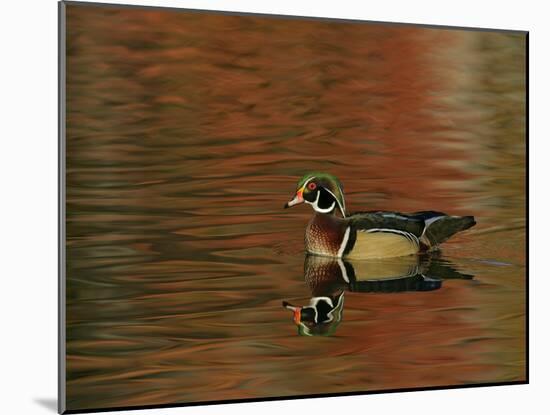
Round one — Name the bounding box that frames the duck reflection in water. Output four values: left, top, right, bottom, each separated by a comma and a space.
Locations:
283, 254, 473, 336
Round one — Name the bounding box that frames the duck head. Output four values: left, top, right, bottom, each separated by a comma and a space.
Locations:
282, 293, 345, 337
284, 172, 346, 217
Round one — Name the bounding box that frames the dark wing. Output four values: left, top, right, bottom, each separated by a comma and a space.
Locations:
347, 210, 430, 238
408, 210, 448, 222
421, 215, 476, 246
348, 210, 475, 247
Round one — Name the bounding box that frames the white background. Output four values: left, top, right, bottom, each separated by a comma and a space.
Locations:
0, 0, 544, 414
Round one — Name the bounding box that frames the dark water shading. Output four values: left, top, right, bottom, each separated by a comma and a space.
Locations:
64, 4, 526, 412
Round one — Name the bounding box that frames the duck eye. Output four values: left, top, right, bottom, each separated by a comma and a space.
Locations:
307, 182, 317, 190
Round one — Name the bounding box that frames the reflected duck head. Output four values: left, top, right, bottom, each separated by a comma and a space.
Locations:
284, 172, 346, 217
282, 293, 345, 336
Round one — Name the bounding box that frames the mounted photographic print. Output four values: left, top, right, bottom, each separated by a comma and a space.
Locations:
59, 1, 528, 413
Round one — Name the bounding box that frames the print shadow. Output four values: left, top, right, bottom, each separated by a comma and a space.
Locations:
34, 398, 57, 412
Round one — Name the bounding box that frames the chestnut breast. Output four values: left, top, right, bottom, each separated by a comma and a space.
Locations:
305, 213, 347, 257
304, 255, 348, 296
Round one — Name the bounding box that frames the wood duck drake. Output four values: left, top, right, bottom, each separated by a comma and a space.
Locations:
284, 172, 476, 259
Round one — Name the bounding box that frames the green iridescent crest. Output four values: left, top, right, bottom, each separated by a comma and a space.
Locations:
296, 172, 346, 217
297, 172, 339, 188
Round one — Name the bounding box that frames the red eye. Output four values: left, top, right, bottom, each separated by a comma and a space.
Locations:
307, 182, 317, 190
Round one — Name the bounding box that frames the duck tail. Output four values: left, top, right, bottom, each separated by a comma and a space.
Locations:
421, 215, 476, 248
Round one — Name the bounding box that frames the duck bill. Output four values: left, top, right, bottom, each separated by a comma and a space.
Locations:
284, 187, 304, 209
282, 301, 302, 324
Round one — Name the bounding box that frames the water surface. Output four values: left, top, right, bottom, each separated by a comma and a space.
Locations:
65, 4, 526, 411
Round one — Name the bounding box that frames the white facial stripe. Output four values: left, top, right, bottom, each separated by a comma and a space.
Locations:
313, 306, 318, 323
308, 190, 336, 213
323, 187, 346, 217
326, 293, 344, 323
315, 203, 336, 213
310, 297, 332, 323
310, 296, 334, 307
302, 176, 345, 216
